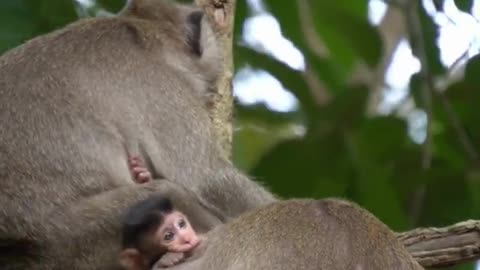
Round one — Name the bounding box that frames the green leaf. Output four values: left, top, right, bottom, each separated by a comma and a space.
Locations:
310, 1, 382, 68
349, 160, 409, 230
21, 0, 76, 29
233, 124, 280, 172
252, 135, 350, 199
419, 166, 474, 226
313, 86, 369, 132
467, 169, 480, 217
309, 11, 355, 69
235, 103, 303, 125
234, 0, 248, 39
438, 81, 480, 155
355, 116, 410, 161
0, 0, 37, 53
414, 79, 479, 170
233, 119, 301, 172
0, 0, 77, 53
433, 134, 468, 170
446, 262, 477, 270
97, 0, 126, 13
327, 0, 369, 19
464, 54, 480, 85
347, 118, 411, 230
390, 149, 425, 222
454, 0, 474, 13
307, 52, 347, 95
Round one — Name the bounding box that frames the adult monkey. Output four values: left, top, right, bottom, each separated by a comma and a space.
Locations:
169, 199, 423, 270
0, 0, 423, 270
0, 0, 272, 268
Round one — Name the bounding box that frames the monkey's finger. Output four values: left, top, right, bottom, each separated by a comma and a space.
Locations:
138, 171, 152, 179
136, 172, 152, 183
132, 166, 149, 174
128, 157, 141, 165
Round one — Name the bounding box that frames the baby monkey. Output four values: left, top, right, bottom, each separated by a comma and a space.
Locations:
120, 196, 203, 270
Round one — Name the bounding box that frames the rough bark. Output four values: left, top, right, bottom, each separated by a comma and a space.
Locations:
398, 220, 480, 268
195, 0, 236, 158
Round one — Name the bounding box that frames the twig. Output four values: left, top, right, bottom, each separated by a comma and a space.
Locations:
447, 49, 469, 75
404, 1, 479, 164
404, 0, 433, 170
403, 0, 434, 227
296, 0, 331, 106
438, 93, 479, 162
366, 5, 406, 115
437, 48, 479, 163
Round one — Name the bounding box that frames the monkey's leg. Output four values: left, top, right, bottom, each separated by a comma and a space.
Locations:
38, 181, 219, 270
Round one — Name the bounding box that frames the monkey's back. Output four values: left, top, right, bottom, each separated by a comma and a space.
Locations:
202, 199, 424, 270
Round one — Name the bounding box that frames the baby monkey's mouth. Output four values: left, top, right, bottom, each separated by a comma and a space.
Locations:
174, 237, 201, 253
185, 238, 202, 254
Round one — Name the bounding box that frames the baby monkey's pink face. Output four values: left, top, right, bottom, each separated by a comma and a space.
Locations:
155, 211, 200, 253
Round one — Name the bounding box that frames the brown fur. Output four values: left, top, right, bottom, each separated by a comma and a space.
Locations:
0, 0, 273, 269
170, 199, 423, 270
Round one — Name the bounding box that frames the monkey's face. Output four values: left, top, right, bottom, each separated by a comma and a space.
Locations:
155, 211, 200, 253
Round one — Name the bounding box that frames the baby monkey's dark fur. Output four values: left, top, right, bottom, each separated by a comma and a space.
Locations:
122, 196, 175, 252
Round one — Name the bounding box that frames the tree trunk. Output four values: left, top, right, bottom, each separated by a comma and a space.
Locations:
195, 0, 236, 159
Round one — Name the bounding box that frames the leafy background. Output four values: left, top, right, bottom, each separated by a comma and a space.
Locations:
0, 0, 479, 269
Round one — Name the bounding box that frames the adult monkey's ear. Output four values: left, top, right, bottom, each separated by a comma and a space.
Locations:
185, 8, 222, 83
119, 248, 145, 270
185, 9, 219, 57
185, 10, 206, 56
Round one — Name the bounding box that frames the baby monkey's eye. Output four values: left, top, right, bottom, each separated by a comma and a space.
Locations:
164, 231, 175, 241
178, 219, 187, 228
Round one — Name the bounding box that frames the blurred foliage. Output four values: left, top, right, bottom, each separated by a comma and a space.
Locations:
234, 0, 479, 237
0, 1, 479, 269
233, 3, 480, 261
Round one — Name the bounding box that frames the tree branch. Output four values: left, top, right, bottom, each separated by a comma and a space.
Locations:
295, 0, 331, 106
404, 0, 433, 170
398, 220, 480, 268
365, 5, 406, 115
